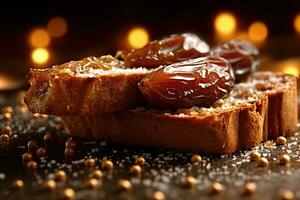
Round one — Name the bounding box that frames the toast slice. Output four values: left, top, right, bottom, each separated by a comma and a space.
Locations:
24, 55, 151, 115
62, 72, 298, 154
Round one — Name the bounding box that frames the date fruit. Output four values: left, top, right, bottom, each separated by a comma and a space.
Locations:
123, 33, 210, 68
211, 39, 259, 82
139, 56, 235, 109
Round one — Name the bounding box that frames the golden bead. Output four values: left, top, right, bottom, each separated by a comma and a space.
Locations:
250, 151, 261, 161
54, 170, 67, 182
102, 160, 114, 171
183, 176, 197, 188
279, 190, 295, 200
3, 112, 12, 120
152, 190, 165, 200
37, 147, 47, 157
11, 179, 24, 190
90, 170, 103, 179
43, 179, 56, 191
257, 157, 269, 167
27, 140, 38, 150
191, 154, 202, 164
243, 182, 256, 195
61, 188, 75, 200
22, 152, 33, 162
84, 158, 96, 168
276, 136, 287, 145
0, 134, 10, 147
27, 160, 38, 170
279, 154, 290, 165
210, 182, 224, 194
130, 165, 142, 175
43, 133, 54, 145
117, 179, 132, 191
85, 178, 99, 189
2, 126, 12, 136
135, 156, 146, 166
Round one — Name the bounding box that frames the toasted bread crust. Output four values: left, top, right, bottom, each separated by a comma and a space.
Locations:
24, 55, 151, 115
250, 72, 298, 138
24, 70, 148, 115
61, 72, 298, 154
62, 98, 268, 154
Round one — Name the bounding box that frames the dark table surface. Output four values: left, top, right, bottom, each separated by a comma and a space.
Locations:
0, 89, 299, 200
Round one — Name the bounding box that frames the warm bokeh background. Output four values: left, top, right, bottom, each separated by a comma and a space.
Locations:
0, 0, 299, 90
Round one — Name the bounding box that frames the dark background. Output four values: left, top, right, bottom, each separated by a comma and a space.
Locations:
0, 0, 299, 88
0, 3, 300, 199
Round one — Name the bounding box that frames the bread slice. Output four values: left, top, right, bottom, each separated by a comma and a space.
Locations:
248, 72, 298, 139
24, 55, 151, 115
61, 72, 298, 154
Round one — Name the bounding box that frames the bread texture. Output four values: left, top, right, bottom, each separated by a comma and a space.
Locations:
62, 72, 298, 154
24, 55, 151, 115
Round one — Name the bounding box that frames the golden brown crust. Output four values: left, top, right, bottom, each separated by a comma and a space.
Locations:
250, 72, 298, 138
62, 97, 268, 154
24, 55, 151, 115
267, 82, 298, 138
61, 72, 298, 154
24, 70, 148, 115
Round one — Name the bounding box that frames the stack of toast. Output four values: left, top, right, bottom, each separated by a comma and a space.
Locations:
24, 35, 298, 154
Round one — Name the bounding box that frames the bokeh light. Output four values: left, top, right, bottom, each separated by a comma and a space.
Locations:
29, 28, 50, 48
47, 17, 68, 37
248, 21, 268, 43
31, 48, 49, 65
293, 13, 300, 34
214, 12, 237, 35
282, 63, 300, 77
127, 27, 149, 49
0, 74, 23, 90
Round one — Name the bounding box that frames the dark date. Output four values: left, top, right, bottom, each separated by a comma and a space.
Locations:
211, 39, 259, 82
139, 56, 235, 109
123, 33, 210, 68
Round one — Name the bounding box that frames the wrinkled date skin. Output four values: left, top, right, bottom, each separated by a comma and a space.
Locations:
139, 56, 235, 109
123, 33, 210, 68
211, 39, 259, 82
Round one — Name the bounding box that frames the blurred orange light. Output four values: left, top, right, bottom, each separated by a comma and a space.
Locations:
31, 48, 49, 65
127, 27, 149, 49
293, 14, 300, 34
47, 17, 68, 37
248, 21, 268, 43
282, 63, 299, 77
0, 74, 23, 90
0, 76, 12, 90
214, 12, 237, 35
29, 28, 50, 48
